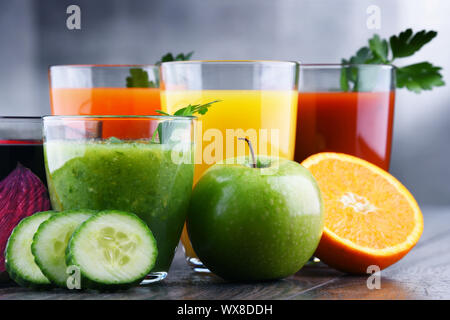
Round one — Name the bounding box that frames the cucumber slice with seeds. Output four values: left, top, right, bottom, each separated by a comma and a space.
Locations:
66, 210, 157, 290
5, 211, 53, 288
32, 210, 95, 287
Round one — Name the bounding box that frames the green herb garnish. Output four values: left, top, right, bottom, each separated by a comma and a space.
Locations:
125, 52, 194, 88
155, 51, 194, 65
126, 68, 157, 88
152, 100, 220, 144
341, 29, 445, 93
156, 100, 220, 117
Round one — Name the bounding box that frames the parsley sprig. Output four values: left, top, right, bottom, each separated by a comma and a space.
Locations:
341, 29, 445, 93
155, 51, 194, 65
155, 100, 220, 117
126, 68, 156, 88
126, 51, 194, 88
152, 100, 220, 143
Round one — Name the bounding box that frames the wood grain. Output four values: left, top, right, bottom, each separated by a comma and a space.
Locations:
0, 207, 448, 300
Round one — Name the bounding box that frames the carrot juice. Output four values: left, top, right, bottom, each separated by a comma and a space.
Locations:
295, 91, 395, 170
50, 87, 160, 115
50, 88, 161, 139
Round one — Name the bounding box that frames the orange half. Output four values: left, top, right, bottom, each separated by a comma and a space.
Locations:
301, 152, 423, 274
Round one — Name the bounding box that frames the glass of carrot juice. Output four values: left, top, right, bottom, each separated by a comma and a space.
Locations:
49, 65, 161, 138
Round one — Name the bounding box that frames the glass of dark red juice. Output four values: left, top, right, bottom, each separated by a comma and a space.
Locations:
295, 64, 395, 171
0, 117, 46, 183
0, 117, 50, 281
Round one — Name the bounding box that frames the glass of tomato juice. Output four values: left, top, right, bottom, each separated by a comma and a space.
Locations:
295, 64, 395, 171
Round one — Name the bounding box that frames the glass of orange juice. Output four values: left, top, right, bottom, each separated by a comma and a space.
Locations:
49, 65, 161, 138
160, 60, 299, 271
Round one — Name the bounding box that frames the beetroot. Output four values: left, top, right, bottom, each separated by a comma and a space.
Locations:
0, 164, 50, 272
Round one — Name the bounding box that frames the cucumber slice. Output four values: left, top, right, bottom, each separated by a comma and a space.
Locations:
5, 211, 53, 288
66, 210, 157, 290
32, 210, 95, 287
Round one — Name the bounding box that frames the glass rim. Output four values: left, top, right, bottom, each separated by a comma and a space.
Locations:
43, 115, 197, 121
49, 64, 159, 70
300, 63, 395, 70
0, 116, 42, 121
161, 60, 299, 67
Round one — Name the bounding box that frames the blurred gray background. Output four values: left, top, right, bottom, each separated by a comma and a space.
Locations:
0, 0, 449, 206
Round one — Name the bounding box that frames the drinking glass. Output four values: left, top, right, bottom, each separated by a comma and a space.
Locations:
0, 117, 45, 183
160, 60, 299, 270
43, 115, 195, 283
0, 117, 47, 281
49, 65, 161, 116
295, 64, 395, 170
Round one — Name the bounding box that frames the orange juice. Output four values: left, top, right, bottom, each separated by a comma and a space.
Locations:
50, 87, 160, 138
162, 89, 298, 258
162, 90, 298, 181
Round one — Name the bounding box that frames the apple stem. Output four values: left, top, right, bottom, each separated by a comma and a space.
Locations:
238, 137, 257, 168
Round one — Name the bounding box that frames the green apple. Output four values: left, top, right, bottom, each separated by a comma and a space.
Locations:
187, 154, 324, 281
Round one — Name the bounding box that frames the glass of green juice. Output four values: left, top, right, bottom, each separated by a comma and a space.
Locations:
42, 115, 195, 283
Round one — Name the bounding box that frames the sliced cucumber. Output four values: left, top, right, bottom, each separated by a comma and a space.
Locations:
32, 210, 95, 287
66, 210, 157, 290
5, 211, 53, 288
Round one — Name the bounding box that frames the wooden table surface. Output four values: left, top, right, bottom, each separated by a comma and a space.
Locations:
0, 206, 448, 300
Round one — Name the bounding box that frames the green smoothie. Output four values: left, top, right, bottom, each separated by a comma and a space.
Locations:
44, 139, 194, 272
